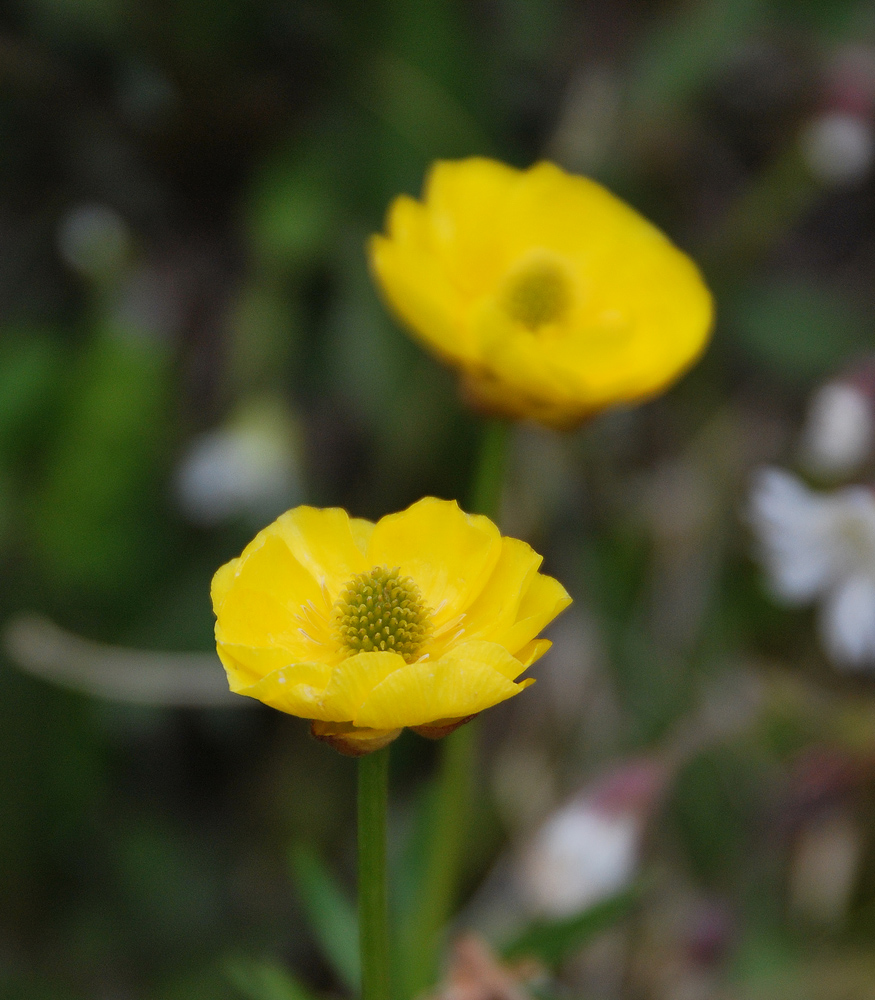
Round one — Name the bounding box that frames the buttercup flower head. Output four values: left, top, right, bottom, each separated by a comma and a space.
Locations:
211, 497, 571, 754
369, 157, 713, 429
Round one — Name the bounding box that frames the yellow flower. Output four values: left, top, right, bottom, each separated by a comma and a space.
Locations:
369, 157, 713, 429
211, 497, 571, 755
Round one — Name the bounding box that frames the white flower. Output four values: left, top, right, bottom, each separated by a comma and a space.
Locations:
175, 398, 301, 526
519, 761, 663, 918
801, 112, 875, 185
521, 803, 638, 918
800, 382, 874, 478
750, 468, 875, 667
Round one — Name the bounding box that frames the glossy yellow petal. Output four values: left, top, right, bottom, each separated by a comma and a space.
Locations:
212, 533, 333, 653
349, 516, 376, 557
369, 192, 472, 356
270, 505, 369, 599
216, 641, 302, 691
515, 638, 552, 668
318, 651, 407, 721
502, 572, 573, 654
367, 497, 501, 627
455, 536, 543, 646
353, 645, 533, 730
438, 640, 531, 681
423, 157, 520, 294
210, 558, 239, 614
238, 662, 333, 717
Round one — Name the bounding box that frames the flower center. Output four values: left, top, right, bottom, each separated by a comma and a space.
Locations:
334, 566, 431, 662
502, 258, 572, 330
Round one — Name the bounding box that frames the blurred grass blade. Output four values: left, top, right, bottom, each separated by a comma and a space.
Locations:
290, 843, 360, 994
395, 723, 476, 1000
501, 887, 640, 969
361, 51, 489, 157
3, 613, 239, 707
226, 956, 320, 1000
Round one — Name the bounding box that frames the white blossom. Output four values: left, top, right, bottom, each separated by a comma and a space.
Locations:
750, 467, 875, 668
801, 112, 875, 185
519, 762, 663, 918
175, 399, 301, 527
800, 382, 874, 478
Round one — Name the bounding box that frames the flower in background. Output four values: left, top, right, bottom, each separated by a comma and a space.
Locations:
56, 203, 131, 282
368, 158, 713, 430
519, 760, 665, 917
800, 380, 875, 478
212, 497, 570, 755
750, 468, 875, 668
801, 45, 875, 187
175, 397, 302, 527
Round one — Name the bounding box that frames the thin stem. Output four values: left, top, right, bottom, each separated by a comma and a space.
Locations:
468, 418, 510, 518
358, 748, 391, 1000
399, 419, 511, 999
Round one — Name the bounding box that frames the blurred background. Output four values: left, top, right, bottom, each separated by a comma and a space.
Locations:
5, 0, 875, 997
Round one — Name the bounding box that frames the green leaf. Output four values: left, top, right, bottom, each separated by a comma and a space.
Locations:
289, 843, 360, 994
729, 281, 868, 384
501, 888, 640, 968
225, 956, 320, 1000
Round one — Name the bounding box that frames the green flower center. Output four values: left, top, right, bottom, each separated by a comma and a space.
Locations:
334, 566, 431, 662
503, 258, 571, 330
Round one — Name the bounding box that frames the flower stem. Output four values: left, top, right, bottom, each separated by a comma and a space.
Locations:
400, 419, 511, 999
469, 418, 510, 519
359, 748, 391, 1000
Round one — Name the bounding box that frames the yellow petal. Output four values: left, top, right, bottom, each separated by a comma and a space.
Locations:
237, 661, 334, 718
502, 572, 573, 654
515, 638, 552, 668
211, 558, 239, 615
213, 532, 333, 653
349, 516, 376, 557
454, 536, 543, 646
353, 645, 532, 729
216, 641, 301, 691
423, 157, 520, 294
369, 203, 470, 362
270, 505, 369, 599
438, 639, 531, 680
318, 651, 407, 721
367, 497, 501, 628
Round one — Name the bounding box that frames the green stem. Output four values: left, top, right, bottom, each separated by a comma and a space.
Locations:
468, 418, 510, 518
359, 748, 391, 1000
399, 419, 511, 999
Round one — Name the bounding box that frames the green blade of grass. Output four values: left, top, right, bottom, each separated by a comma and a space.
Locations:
225, 956, 321, 1000
501, 887, 640, 969
290, 843, 361, 994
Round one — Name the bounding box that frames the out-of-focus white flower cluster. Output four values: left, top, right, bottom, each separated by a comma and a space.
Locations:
801, 46, 875, 186
174, 397, 302, 527
519, 761, 665, 919
750, 357, 875, 670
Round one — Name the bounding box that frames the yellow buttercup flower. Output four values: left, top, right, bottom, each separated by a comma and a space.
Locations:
369, 157, 713, 429
211, 497, 571, 755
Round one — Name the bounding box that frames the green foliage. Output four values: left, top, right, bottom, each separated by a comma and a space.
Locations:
226, 956, 322, 1000
502, 888, 641, 968
290, 844, 360, 993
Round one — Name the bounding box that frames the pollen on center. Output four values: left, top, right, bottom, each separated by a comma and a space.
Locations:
334, 566, 432, 662
502, 256, 572, 331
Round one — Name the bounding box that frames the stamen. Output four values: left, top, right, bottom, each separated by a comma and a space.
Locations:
503, 258, 572, 330
333, 566, 432, 662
